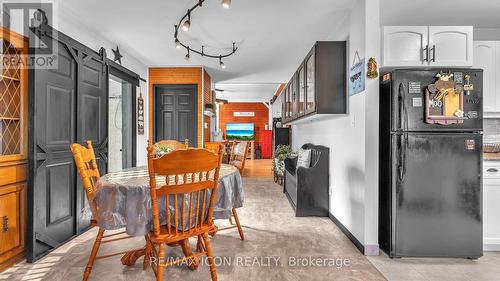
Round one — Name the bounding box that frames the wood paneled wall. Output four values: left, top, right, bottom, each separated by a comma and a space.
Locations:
149, 67, 212, 147
219, 103, 270, 149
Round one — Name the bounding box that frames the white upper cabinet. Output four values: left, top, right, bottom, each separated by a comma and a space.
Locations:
428, 26, 473, 66
383, 26, 428, 66
383, 26, 473, 67
474, 41, 497, 112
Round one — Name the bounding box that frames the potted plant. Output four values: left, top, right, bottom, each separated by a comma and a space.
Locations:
205, 103, 214, 112
272, 144, 294, 185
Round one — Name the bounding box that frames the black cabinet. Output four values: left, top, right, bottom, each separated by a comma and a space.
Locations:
282, 41, 346, 123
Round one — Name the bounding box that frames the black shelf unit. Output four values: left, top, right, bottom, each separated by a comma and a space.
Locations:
282, 41, 347, 124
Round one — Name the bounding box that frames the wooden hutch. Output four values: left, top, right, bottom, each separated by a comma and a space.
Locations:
0, 27, 28, 271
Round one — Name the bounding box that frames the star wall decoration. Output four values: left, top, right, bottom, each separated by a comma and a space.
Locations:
112, 46, 123, 64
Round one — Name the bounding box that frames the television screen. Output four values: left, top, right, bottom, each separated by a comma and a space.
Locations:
226, 123, 254, 140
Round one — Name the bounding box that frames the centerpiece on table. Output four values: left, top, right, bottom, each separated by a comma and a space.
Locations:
153, 143, 173, 157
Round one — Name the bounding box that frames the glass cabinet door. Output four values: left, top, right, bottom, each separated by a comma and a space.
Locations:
0, 37, 24, 157
298, 65, 305, 116
286, 83, 292, 120
305, 50, 316, 114
291, 75, 298, 118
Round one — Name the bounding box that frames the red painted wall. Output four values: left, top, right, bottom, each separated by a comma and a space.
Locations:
218, 103, 269, 149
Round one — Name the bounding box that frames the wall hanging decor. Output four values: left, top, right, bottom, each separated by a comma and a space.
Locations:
349, 51, 365, 96
367, 57, 378, 79
174, 0, 238, 68
137, 91, 145, 135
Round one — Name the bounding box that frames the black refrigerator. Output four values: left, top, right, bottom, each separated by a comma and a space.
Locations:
379, 68, 483, 259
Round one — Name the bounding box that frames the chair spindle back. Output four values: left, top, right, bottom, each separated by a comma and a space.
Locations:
71, 141, 101, 216
147, 143, 223, 237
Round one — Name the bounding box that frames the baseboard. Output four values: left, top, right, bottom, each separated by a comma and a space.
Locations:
328, 213, 365, 254
484, 238, 500, 251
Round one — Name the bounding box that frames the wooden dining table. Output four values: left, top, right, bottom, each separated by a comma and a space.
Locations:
91, 164, 244, 267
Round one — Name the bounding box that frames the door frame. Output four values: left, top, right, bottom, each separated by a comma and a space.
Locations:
107, 61, 139, 167
152, 84, 198, 145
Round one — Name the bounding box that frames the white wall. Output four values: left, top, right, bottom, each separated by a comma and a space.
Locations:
57, 12, 150, 166
290, 0, 380, 254
271, 93, 283, 119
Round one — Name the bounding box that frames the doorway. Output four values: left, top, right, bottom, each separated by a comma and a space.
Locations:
153, 84, 198, 146
108, 74, 135, 172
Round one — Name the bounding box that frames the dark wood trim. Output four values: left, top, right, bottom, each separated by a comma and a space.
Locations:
152, 84, 198, 146
107, 59, 140, 87
328, 213, 365, 254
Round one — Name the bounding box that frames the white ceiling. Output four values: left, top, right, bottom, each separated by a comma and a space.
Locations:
58, 0, 353, 84
381, 0, 500, 28
214, 83, 281, 103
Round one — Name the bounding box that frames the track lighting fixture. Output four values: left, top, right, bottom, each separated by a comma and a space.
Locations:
174, 0, 238, 64
221, 0, 231, 9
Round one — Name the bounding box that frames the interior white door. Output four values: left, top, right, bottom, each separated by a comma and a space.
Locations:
474, 41, 497, 112
383, 26, 428, 66
428, 26, 473, 66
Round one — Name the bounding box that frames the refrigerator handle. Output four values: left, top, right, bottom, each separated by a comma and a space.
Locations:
398, 83, 407, 131
397, 133, 407, 182
398, 83, 403, 131
402, 133, 407, 180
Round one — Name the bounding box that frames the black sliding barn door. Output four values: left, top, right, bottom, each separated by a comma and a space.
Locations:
27, 24, 108, 262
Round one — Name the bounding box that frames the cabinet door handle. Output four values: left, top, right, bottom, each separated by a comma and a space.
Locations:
487, 168, 499, 173
423, 45, 429, 62
2, 216, 8, 232
430, 45, 436, 62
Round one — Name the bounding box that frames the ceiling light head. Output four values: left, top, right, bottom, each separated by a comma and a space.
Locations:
185, 48, 191, 61
175, 38, 181, 49
219, 56, 226, 69
182, 20, 190, 32
221, 0, 231, 9
182, 10, 191, 32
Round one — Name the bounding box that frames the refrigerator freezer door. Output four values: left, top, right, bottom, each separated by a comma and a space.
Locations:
391, 69, 483, 132
393, 132, 482, 258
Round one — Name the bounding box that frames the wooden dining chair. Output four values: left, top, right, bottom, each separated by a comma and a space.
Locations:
230, 141, 249, 174
146, 143, 223, 281
71, 141, 140, 281
155, 139, 189, 150
204, 142, 223, 155
203, 141, 246, 241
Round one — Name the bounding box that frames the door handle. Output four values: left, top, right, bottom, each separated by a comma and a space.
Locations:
487, 168, 499, 173
430, 45, 436, 62
423, 45, 429, 62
